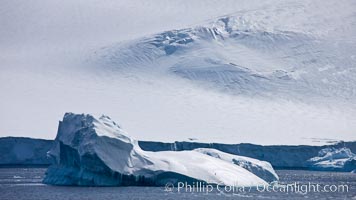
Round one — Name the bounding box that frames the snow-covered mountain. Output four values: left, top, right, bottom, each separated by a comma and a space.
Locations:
95, 14, 356, 101
1, 0, 356, 145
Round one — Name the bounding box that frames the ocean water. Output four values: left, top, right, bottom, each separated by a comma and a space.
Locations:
0, 168, 355, 200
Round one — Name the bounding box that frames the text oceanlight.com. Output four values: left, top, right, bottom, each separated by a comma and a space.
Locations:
164, 182, 349, 194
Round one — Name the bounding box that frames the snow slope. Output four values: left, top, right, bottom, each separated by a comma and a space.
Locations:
193, 148, 278, 182
44, 113, 270, 186
96, 13, 356, 101
1, 0, 356, 145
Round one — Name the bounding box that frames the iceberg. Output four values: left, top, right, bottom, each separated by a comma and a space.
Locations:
307, 147, 356, 172
43, 113, 271, 186
193, 148, 278, 183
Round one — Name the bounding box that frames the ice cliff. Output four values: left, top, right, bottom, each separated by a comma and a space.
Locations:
3, 136, 356, 173
139, 141, 356, 171
3, 136, 356, 172
0, 137, 52, 165
43, 113, 274, 186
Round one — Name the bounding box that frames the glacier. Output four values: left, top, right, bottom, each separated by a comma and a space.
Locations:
95, 14, 356, 101
43, 113, 276, 186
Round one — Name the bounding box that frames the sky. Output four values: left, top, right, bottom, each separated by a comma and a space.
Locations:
1, 0, 355, 145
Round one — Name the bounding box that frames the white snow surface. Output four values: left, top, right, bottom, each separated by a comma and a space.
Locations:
44, 113, 269, 186
193, 148, 278, 182
1, 0, 356, 145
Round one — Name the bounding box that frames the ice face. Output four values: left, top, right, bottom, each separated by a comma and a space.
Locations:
43, 113, 270, 186
0, 137, 53, 165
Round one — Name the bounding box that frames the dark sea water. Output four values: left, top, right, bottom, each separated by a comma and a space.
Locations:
0, 168, 355, 200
